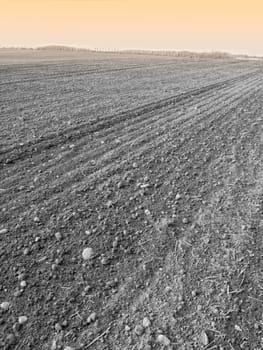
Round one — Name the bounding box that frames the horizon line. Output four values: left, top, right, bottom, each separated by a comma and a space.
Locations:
0, 45, 262, 59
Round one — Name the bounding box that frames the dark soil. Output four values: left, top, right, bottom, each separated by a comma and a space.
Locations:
0, 51, 263, 350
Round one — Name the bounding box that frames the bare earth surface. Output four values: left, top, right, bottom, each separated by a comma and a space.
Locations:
0, 50, 263, 350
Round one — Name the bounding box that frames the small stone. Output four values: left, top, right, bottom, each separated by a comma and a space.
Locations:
55, 232, 62, 241
18, 316, 28, 325
101, 257, 109, 265
182, 218, 189, 224
33, 216, 40, 223
142, 317, 151, 328
112, 239, 118, 248
62, 320, 68, 327
134, 324, 144, 336
14, 290, 22, 297
6, 333, 16, 346
165, 286, 172, 293
125, 325, 131, 332
200, 331, 209, 346
0, 228, 8, 234
84, 285, 91, 293
156, 334, 171, 346
197, 304, 202, 312
51, 339, 57, 350
144, 345, 152, 350
235, 324, 242, 332
176, 194, 181, 200
177, 294, 183, 302
55, 323, 62, 332
191, 290, 197, 298
13, 322, 22, 333
82, 247, 94, 260
18, 273, 25, 281
64, 347, 74, 350
106, 200, 113, 208
20, 280, 27, 288
87, 312, 96, 324
23, 248, 30, 255
0, 301, 10, 311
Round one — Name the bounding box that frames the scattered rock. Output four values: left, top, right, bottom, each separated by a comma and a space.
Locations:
18, 316, 28, 325
165, 286, 172, 293
12, 322, 22, 333
101, 257, 109, 265
6, 333, 16, 346
144, 345, 152, 350
200, 331, 209, 346
0, 228, 8, 234
55, 232, 62, 241
112, 238, 119, 248
182, 218, 189, 224
235, 324, 242, 332
197, 304, 202, 312
18, 273, 25, 281
0, 301, 10, 311
142, 317, 151, 328
176, 193, 181, 200
20, 280, 27, 288
87, 312, 97, 324
106, 200, 113, 208
82, 247, 94, 260
62, 320, 68, 328
14, 289, 23, 297
117, 181, 125, 189
156, 334, 171, 346
51, 339, 57, 350
134, 324, 144, 336
55, 323, 62, 332
125, 325, 131, 332
23, 248, 30, 255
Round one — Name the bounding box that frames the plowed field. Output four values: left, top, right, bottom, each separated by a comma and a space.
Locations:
1, 51, 263, 350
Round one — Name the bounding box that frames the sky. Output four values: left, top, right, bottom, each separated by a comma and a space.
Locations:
0, 0, 262, 56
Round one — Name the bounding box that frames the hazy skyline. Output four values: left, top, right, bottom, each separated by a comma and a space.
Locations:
1, 0, 263, 56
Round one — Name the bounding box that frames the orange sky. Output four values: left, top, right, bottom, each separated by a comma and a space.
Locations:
0, 0, 262, 55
